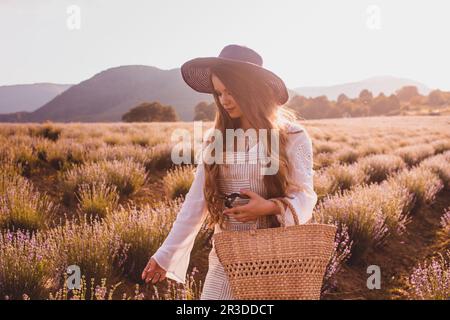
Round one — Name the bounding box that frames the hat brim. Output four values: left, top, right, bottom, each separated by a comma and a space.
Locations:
181, 57, 289, 105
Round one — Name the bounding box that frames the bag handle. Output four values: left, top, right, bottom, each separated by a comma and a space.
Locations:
250, 198, 300, 231
273, 198, 300, 227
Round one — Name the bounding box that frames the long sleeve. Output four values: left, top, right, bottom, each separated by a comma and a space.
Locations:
151, 162, 208, 284
276, 127, 318, 226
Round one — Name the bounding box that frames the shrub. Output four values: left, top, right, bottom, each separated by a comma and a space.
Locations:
313, 172, 334, 201
103, 134, 124, 146
130, 135, 150, 148
9, 144, 39, 177
46, 219, 127, 287
356, 143, 386, 157
316, 163, 366, 195
87, 145, 150, 165
358, 154, 406, 183
0, 230, 60, 299
76, 182, 120, 219
314, 190, 387, 261
47, 140, 86, 170
128, 134, 164, 148
430, 139, 450, 154
163, 165, 195, 199
61, 159, 147, 205
419, 151, 450, 189
313, 181, 412, 262
30, 124, 62, 142
408, 251, 450, 300
439, 207, 450, 244
314, 152, 335, 169
314, 141, 341, 154
145, 143, 176, 171
389, 167, 444, 210
0, 172, 55, 231
394, 144, 435, 166
321, 224, 352, 295
440, 207, 450, 233
165, 267, 203, 300
49, 277, 145, 300
105, 199, 182, 281
335, 147, 359, 164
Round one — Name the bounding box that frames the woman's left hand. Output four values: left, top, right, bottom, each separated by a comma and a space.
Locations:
223, 189, 279, 222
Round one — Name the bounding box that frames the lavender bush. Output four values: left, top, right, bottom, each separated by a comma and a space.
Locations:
0, 230, 60, 299
145, 142, 179, 171
408, 251, 450, 300
394, 144, 435, 166
313, 181, 412, 261
61, 159, 147, 205
45, 219, 128, 287
419, 151, 450, 189
321, 224, 353, 295
104, 199, 182, 280
163, 165, 195, 200
439, 207, 450, 244
49, 276, 145, 300
76, 182, 120, 219
389, 167, 444, 210
0, 172, 55, 231
358, 154, 406, 183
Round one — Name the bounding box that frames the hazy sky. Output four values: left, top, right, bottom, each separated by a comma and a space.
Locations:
0, 0, 449, 89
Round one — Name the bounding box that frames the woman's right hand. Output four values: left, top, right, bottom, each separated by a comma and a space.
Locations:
141, 257, 167, 284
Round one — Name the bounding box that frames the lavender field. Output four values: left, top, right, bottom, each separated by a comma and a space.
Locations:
0, 116, 449, 300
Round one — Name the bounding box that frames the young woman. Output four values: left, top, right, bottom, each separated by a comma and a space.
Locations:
141, 44, 318, 299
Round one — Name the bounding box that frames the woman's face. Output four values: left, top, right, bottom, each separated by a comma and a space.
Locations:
211, 74, 243, 119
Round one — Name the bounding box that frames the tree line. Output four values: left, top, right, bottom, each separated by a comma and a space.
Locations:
122, 86, 450, 122
286, 86, 450, 119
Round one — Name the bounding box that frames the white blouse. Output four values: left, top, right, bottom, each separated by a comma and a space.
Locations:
151, 122, 318, 284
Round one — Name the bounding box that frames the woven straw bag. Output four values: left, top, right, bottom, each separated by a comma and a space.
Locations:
212, 198, 337, 300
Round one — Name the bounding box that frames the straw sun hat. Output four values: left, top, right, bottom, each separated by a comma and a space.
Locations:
180, 44, 289, 105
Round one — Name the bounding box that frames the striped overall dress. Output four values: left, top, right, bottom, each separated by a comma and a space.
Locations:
200, 143, 274, 300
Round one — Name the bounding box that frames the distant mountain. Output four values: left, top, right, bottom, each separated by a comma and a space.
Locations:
0, 83, 72, 113
293, 76, 432, 100
0, 72, 435, 123
0, 65, 213, 123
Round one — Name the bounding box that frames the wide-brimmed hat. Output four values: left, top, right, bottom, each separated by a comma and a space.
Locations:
181, 44, 289, 105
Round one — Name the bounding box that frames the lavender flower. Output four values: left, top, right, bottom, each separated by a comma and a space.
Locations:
408, 251, 450, 300
321, 224, 353, 295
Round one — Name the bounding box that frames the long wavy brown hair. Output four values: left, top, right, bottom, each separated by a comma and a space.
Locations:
202, 62, 305, 229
